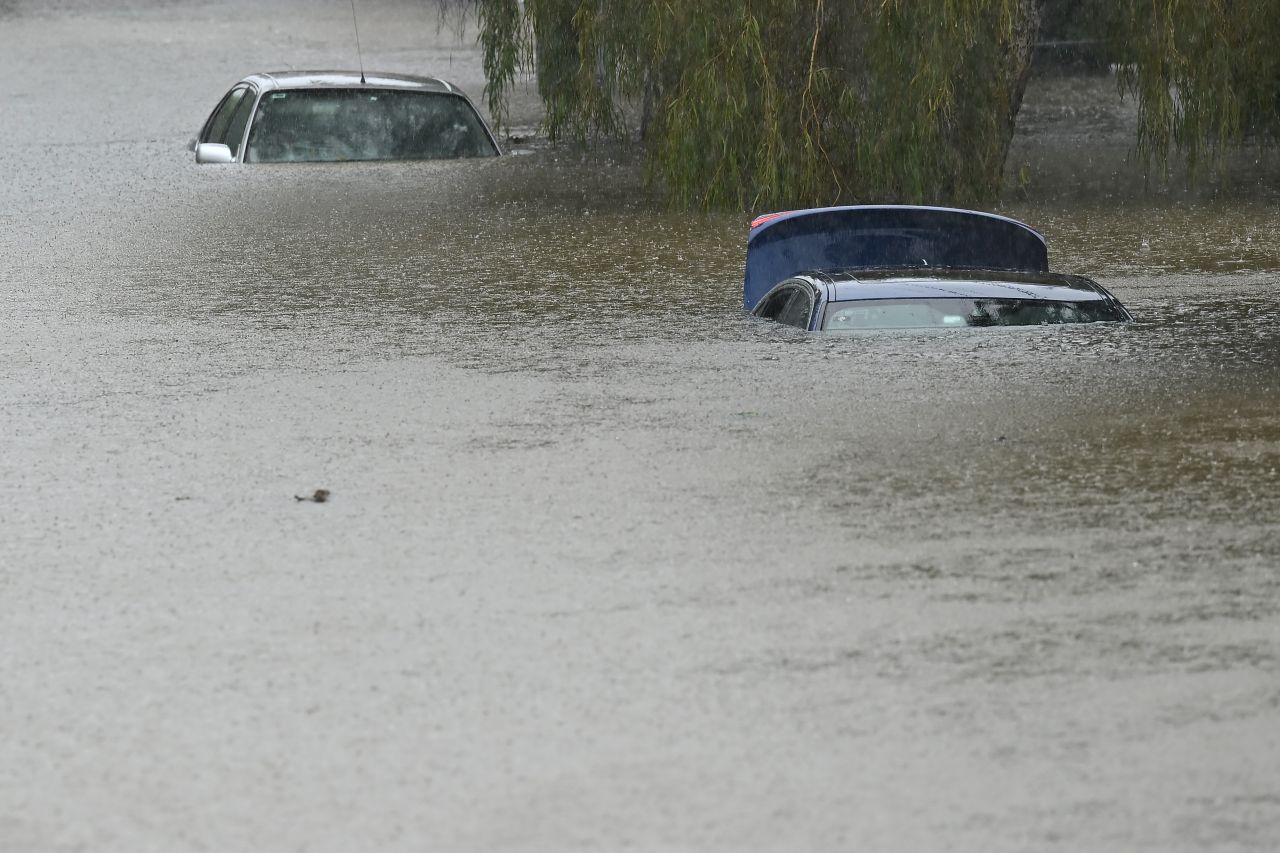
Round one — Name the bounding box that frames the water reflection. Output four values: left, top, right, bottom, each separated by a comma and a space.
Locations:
129, 156, 1280, 332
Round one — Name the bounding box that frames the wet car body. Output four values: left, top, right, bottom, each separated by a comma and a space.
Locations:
745, 206, 1132, 330
754, 268, 1132, 331
192, 71, 500, 164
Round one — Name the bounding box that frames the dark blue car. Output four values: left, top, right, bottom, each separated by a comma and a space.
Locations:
744, 206, 1131, 331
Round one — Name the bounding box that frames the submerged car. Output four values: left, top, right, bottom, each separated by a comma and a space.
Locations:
192, 71, 500, 164
745, 206, 1131, 331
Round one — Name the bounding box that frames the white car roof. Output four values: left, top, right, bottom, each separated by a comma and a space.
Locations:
242, 71, 457, 94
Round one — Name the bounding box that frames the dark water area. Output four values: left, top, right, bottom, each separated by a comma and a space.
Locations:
2, 2, 1279, 851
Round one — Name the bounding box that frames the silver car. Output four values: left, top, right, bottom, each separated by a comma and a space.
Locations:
192, 71, 501, 164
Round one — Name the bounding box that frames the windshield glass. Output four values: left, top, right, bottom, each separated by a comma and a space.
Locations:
244, 89, 497, 163
822, 298, 1127, 330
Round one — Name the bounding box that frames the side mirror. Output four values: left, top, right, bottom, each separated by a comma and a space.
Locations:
195, 143, 234, 164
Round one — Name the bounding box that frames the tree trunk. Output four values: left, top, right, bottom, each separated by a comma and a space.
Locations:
997, 0, 1042, 177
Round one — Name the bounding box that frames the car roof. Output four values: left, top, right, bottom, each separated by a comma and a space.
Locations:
241, 71, 458, 94
803, 268, 1111, 302
742, 205, 1050, 310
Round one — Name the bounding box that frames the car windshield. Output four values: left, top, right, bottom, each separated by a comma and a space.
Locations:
244, 88, 497, 163
822, 298, 1127, 330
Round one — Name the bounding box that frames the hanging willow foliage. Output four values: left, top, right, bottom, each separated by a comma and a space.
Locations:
1110, 0, 1280, 179
448, 0, 1278, 207
457, 0, 1040, 209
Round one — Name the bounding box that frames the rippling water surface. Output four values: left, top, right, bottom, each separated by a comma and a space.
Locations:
2, 2, 1278, 851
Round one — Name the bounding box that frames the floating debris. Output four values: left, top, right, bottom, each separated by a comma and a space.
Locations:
295, 489, 331, 503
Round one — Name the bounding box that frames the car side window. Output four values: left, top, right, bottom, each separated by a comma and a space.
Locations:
776, 289, 814, 329
221, 89, 257, 158
755, 287, 795, 321
201, 86, 249, 145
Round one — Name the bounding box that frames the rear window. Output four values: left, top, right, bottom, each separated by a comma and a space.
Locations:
822, 298, 1127, 330
244, 88, 497, 163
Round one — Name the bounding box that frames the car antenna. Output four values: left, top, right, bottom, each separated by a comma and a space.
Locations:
349, 0, 366, 84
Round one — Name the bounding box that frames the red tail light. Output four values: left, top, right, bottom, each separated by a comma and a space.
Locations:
750, 211, 792, 229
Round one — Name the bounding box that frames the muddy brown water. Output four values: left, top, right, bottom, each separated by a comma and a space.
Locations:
2, 2, 1279, 851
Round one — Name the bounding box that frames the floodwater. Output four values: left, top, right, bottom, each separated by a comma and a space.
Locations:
2, 2, 1279, 851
